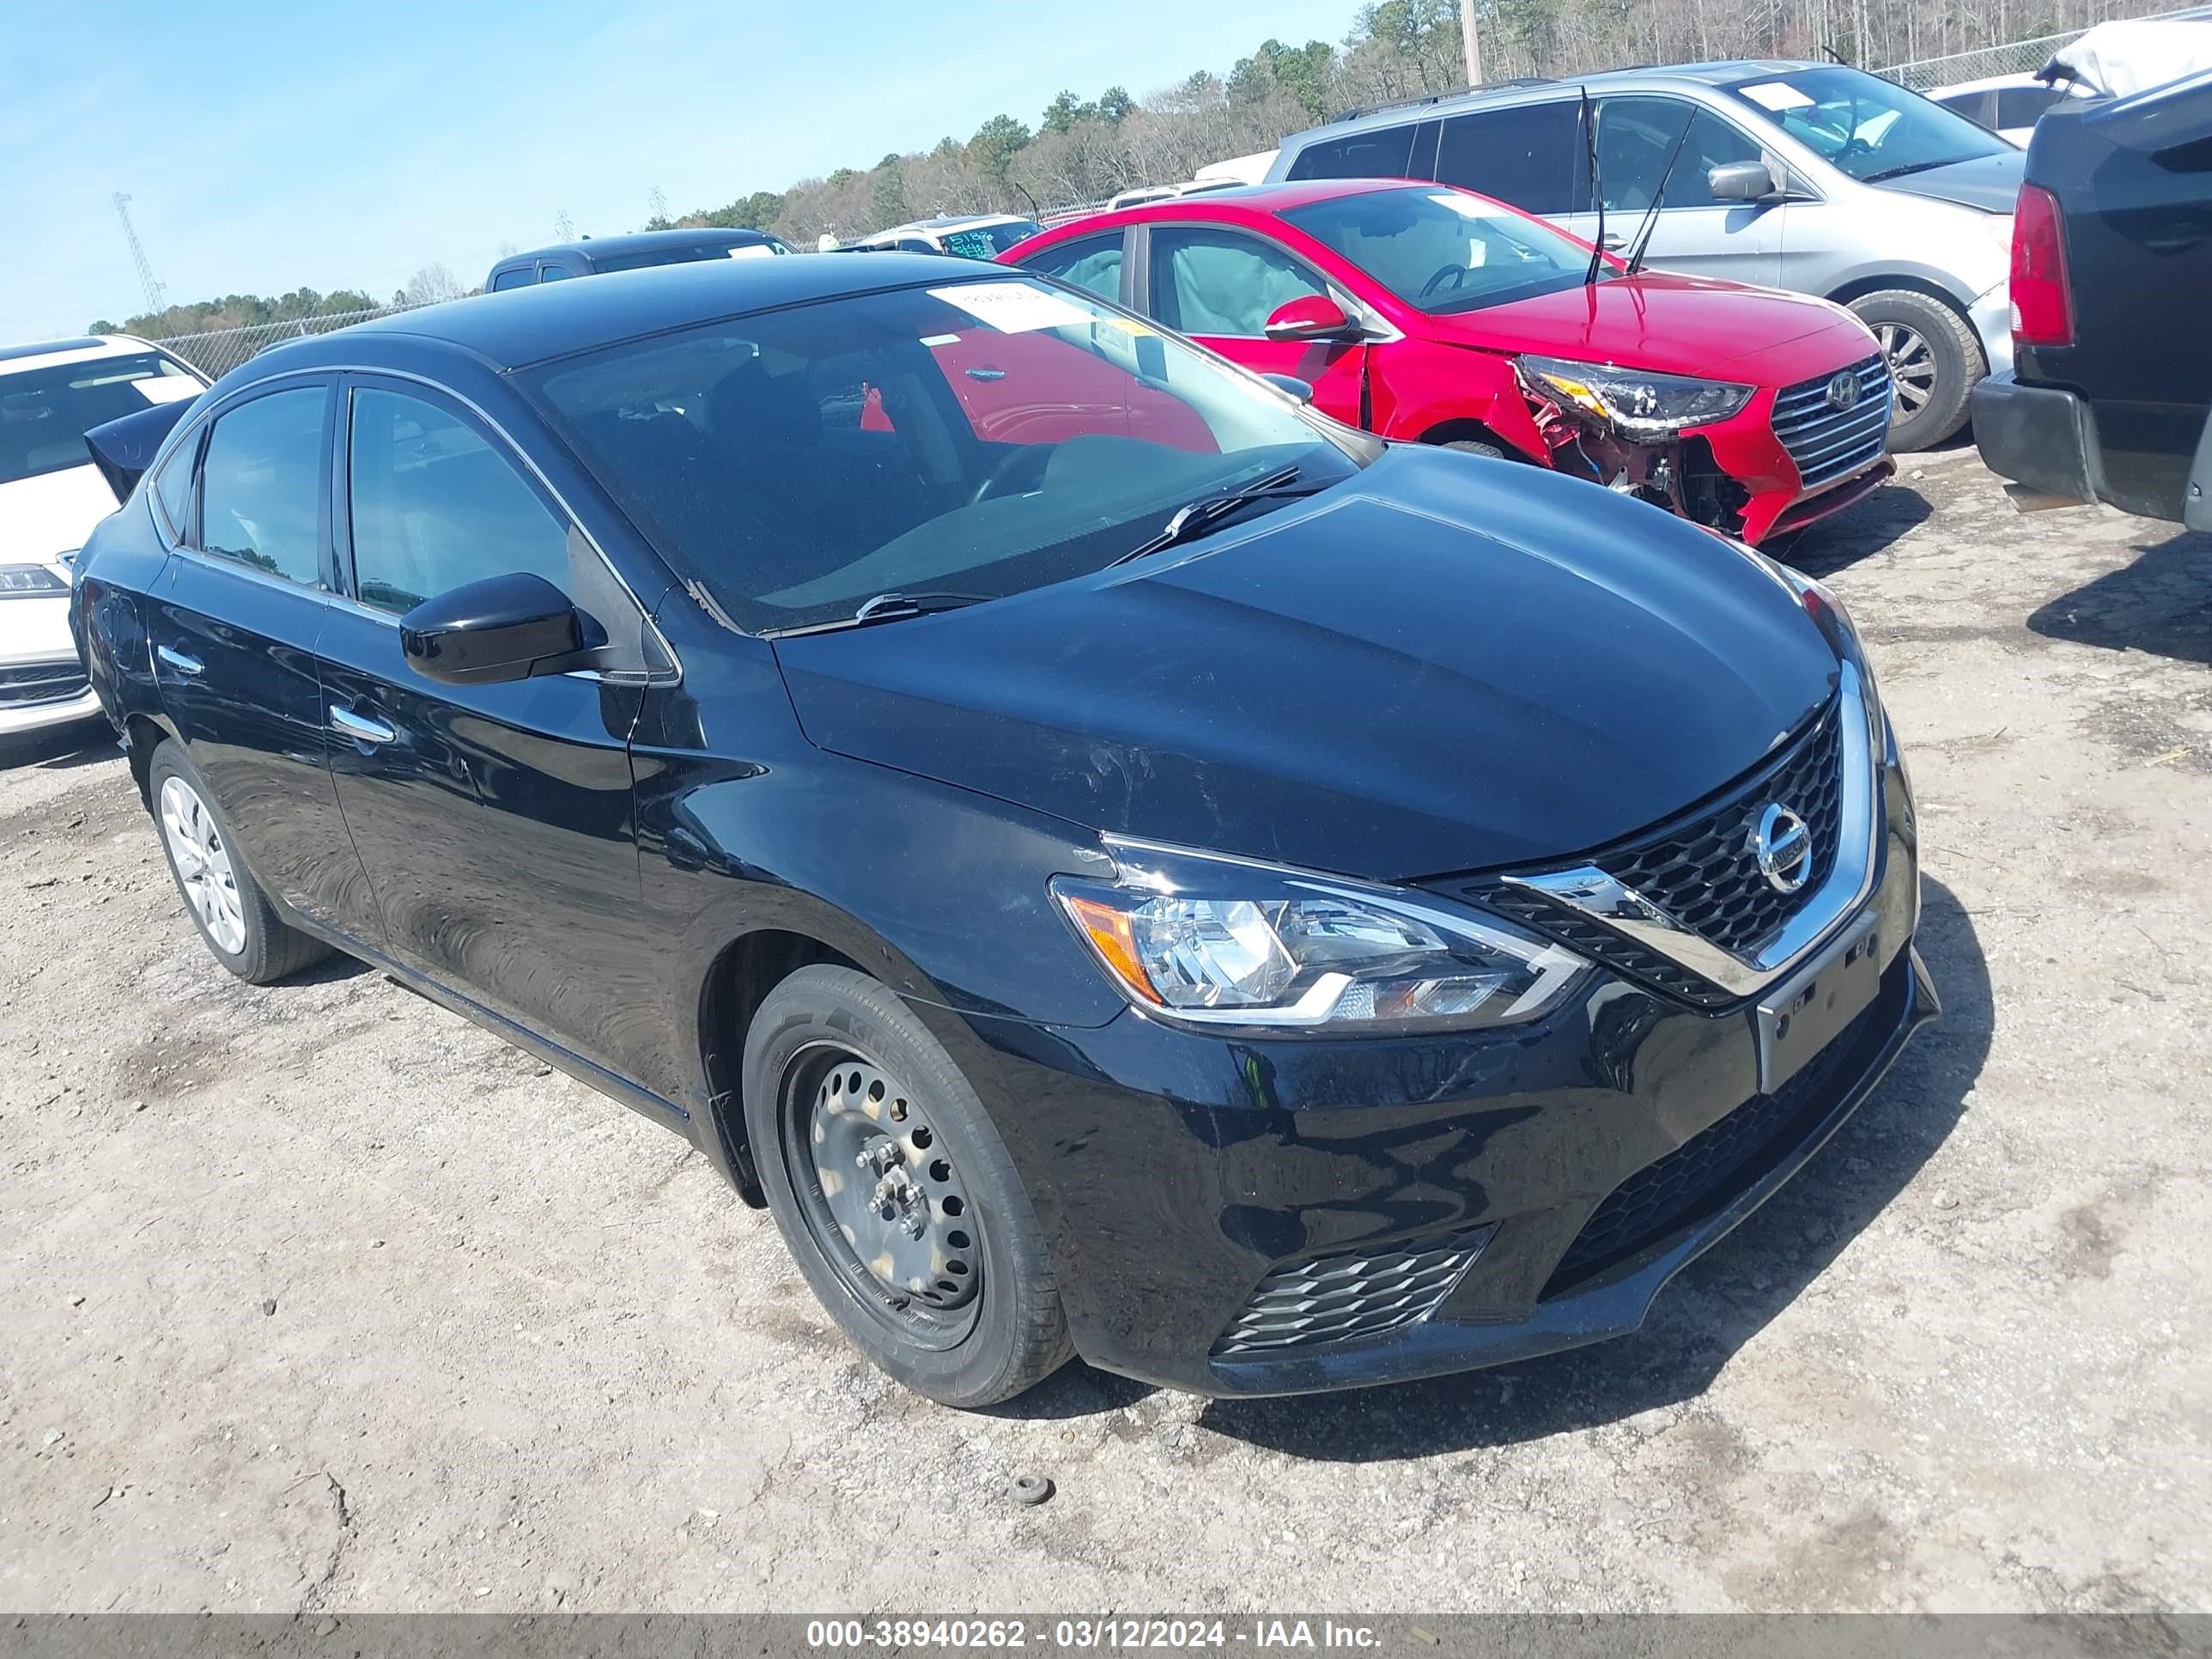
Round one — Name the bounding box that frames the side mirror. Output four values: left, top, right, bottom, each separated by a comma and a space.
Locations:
400, 572, 587, 686
1262, 295, 1362, 343
1707, 160, 1782, 203
1261, 373, 1315, 404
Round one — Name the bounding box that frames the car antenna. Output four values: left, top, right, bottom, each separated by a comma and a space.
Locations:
1581, 85, 1606, 287
1820, 41, 1850, 64
1622, 107, 1699, 275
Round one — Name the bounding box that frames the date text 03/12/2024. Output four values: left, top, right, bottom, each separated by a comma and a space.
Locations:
804, 1619, 1384, 1649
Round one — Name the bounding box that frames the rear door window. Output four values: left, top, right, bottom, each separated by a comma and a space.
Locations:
1286, 123, 1419, 180
1434, 100, 1588, 215
1146, 226, 1330, 337
195, 386, 328, 587
489, 267, 535, 292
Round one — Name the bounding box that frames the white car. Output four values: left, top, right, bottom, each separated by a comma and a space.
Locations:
1, 335, 204, 740
1924, 73, 2073, 144
839, 214, 1043, 257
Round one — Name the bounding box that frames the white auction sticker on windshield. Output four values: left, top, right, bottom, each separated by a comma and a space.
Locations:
1429, 191, 1509, 219
725, 244, 775, 261
1738, 80, 1814, 111
928, 282, 1091, 334
133, 376, 202, 405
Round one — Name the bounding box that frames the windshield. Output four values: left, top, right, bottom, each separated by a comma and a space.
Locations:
1280, 187, 1603, 314
1726, 66, 2011, 181
0, 350, 200, 487
526, 276, 1364, 633
939, 221, 1042, 258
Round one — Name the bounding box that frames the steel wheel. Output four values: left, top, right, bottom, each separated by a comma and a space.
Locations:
788, 1046, 981, 1350
1877, 322, 1936, 421
158, 775, 246, 956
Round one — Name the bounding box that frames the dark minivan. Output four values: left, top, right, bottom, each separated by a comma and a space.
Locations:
71, 255, 1934, 1406
484, 228, 793, 292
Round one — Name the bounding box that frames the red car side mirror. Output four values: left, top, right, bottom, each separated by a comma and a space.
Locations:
1262, 295, 1361, 343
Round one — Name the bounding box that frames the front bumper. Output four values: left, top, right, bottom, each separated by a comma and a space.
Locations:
1971, 371, 2108, 507
0, 659, 100, 739
952, 747, 1929, 1397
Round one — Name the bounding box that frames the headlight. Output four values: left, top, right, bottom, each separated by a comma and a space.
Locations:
1052, 840, 1588, 1033
0, 563, 71, 599
1520, 355, 1754, 439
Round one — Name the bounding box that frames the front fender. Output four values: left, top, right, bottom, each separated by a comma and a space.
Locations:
1374, 343, 1552, 462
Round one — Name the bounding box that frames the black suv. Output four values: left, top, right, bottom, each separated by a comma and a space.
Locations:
1973, 70, 2212, 527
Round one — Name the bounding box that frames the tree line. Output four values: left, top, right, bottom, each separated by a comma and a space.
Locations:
647, 0, 2161, 246
93, 0, 2166, 335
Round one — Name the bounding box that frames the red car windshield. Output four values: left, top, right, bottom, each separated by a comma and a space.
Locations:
1279, 187, 1603, 315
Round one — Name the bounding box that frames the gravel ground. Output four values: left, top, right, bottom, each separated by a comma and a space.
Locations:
1, 451, 2207, 1615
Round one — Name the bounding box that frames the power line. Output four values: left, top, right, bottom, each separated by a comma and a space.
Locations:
111, 192, 167, 318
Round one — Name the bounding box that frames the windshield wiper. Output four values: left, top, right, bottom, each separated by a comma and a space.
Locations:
1104, 467, 1332, 567
765, 591, 989, 638
1859, 160, 1953, 183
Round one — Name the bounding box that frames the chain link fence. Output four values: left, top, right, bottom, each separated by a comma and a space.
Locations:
1875, 27, 2086, 90
144, 301, 432, 381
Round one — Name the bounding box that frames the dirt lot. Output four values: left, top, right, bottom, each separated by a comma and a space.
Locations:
2, 450, 2208, 1615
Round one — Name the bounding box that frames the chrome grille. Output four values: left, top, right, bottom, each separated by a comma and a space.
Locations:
0, 661, 89, 709
1436, 696, 1848, 1006
1599, 701, 1845, 962
1771, 355, 1893, 490
1212, 1226, 1495, 1357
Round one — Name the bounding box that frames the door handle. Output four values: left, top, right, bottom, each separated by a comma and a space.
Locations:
155, 645, 204, 677
329, 705, 397, 746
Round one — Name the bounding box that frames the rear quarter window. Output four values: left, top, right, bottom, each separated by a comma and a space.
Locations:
1287, 123, 1419, 179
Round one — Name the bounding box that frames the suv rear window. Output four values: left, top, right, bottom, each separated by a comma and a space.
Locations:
1286, 123, 1419, 180
1434, 100, 1588, 215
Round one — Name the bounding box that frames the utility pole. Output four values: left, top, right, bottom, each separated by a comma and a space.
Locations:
555, 208, 575, 241
111, 192, 167, 318
649, 185, 668, 223
1461, 0, 1484, 86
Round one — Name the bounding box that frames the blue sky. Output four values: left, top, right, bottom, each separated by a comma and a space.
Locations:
1, 0, 1361, 339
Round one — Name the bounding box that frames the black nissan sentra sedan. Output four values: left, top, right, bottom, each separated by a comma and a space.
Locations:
70, 254, 1935, 1406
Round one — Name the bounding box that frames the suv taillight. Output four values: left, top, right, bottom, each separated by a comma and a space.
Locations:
2010, 183, 2074, 350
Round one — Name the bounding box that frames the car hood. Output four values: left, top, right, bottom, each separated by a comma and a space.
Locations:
0, 465, 122, 563
1422, 272, 1877, 384
772, 446, 1840, 881
1873, 150, 2024, 214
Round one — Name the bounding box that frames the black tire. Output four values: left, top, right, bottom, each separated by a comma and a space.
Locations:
1847, 289, 1984, 452
146, 740, 331, 984
742, 964, 1072, 1407
1440, 437, 1507, 460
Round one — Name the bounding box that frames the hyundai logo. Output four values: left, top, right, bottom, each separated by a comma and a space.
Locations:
1753, 804, 1814, 895
1824, 371, 1862, 412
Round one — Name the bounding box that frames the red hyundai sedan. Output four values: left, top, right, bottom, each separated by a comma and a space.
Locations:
1004, 180, 1895, 544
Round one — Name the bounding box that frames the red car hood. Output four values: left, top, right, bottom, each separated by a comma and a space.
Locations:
1420, 272, 1877, 386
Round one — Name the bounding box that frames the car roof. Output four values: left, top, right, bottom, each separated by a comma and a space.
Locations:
495, 228, 780, 268
253, 252, 1012, 376
0, 334, 173, 377
1285, 58, 1832, 145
